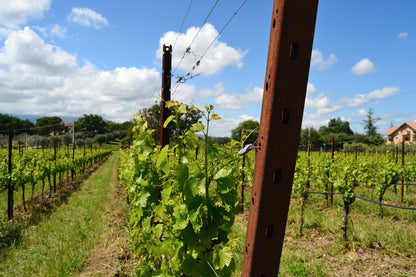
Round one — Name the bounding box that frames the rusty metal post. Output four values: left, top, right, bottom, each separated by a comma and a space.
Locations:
330, 136, 334, 206
7, 128, 13, 219
241, 154, 246, 213
401, 139, 404, 203
160, 44, 172, 148
241, 0, 318, 275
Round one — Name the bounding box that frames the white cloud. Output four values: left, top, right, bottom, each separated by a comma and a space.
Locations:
305, 93, 330, 110
351, 58, 376, 75
302, 113, 330, 129
342, 87, 399, 107
310, 49, 337, 70
356, 109, 368, 117
199, 82, 224, 98
157, 24, 246, 76
35, 24, 67, 38
67, 8, 109, 29
50, 24, 67, 38
0, 0, 51, 27
306, 83, 317, 97
213, 86, 262, 110
209, 114, 259, 137
0, 27, 160, 122
304, 86, 399, 125
398, 32, 408, 39
0, 27, 76, 74
171, 83, 196, 104
0, 26, 10, 39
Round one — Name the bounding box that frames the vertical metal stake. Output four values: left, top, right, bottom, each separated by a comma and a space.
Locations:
7, 128, 13, 219
241, 0, 319, 275
401, 140, 404, 203
160, 44, 172, 148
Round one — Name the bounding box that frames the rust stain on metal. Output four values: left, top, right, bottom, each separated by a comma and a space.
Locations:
241, 0, 319, 275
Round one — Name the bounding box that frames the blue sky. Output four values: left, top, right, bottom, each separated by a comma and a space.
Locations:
0, 0, 415, 137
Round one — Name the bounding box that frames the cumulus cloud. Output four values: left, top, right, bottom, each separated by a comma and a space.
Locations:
209, 114, 259, 137
0, 0, 51, 27
342, 87, 399, 107
302, 113, 330, 129
199, 82, 225, 98
157, 24, 246, 76
351, 58, 376, 75
34, 24, 67, 38
0, 27, 77, 74
171, 83, 196, 104
67, 7, 109, 29
398, 32, 408, 39
304, 86, 399, 122
305, 93, 330, 110
306, 82, 317, 97
0, 27, 160, 122
213, 86, 263, 110
49, 24, 67, 38
310, 49, 337, 70
354, 109, 368, 117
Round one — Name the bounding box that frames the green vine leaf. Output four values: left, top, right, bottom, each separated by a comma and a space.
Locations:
173, 204, 189, 230
156, 145, 170, 174
163, 115, 174, 128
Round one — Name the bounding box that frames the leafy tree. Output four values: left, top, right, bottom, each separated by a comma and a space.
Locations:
85, 137, 95, 147
350, 133, 384, 146
119, 121, 132, 130
48, 135, 62, 147
138, 103, 203, 142
299, 127, 324, 149
319, 118, 353, 135
35, 116, 64, 136
104, 120, 132, 132
62, 133, 73, 146
76, 138, 85, 147
318, 118, 354, 149
75, 114, 106, 135
94, 134, 107, 146
362, 108, 380, 136
231, 120, 259, 144
0, 114, 34, 131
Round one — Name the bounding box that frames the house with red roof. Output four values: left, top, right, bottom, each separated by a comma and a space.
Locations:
384, 121, 416, 144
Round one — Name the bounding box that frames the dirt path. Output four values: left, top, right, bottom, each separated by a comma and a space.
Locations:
79, 153, 137, 277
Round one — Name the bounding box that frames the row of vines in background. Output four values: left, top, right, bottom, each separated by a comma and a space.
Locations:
0, 145, 112, 219
293, 151, 416, 240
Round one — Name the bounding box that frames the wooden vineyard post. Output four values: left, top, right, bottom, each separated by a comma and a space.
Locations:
241, 0, 319, 275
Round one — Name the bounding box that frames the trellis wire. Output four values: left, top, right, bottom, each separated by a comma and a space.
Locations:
305, 190, 416, 211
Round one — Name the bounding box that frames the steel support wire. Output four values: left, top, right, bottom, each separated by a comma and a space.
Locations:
241, 0, 319, 276
305, 190, 416, 210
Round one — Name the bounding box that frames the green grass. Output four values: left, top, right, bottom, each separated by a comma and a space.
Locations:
0, 152, 120, 276
232, 186, 416, 276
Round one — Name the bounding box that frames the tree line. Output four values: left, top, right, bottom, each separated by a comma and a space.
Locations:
139, 105, 388, 150
0, 113, 133, 149
0, 113, 131, 135
299, 109, 385, 151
